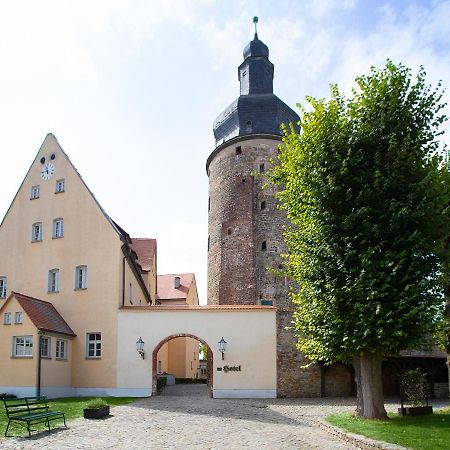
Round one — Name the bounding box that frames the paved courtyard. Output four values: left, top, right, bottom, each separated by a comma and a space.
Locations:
1, 385, 449, 449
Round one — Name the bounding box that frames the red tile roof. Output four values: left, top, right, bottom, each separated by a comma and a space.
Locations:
130, 238, 157, 271
9, 292, 76, 336
157, 273, 194, 300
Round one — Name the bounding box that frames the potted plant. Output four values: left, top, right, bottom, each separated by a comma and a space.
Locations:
398, 368, 433, 416
83, 398, 110, 419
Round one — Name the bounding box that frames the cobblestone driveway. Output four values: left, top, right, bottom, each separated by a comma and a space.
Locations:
1, 385, 448, 450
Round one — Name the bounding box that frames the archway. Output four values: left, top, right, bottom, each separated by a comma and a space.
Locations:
152, 333, 214, 396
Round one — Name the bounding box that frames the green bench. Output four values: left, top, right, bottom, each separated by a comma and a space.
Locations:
3, 396, 67, 437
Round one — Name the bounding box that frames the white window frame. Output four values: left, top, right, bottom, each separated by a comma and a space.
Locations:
86, 332, 102, 359
48, 269, 60, 293
55, 179, 65, 193
0, 277, 7, 298
56, 339, 67, 360
40, 337, 51, 358
13, 335, 33, 357
3, 312, 11, 325
32, 222, 43, 242
14, 312, 23, 324
30, 185, 40, 199
75, 265, 88, 290
53, 218, 64, 238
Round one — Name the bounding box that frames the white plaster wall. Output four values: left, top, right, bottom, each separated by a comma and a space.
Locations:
117, 307, 277, 398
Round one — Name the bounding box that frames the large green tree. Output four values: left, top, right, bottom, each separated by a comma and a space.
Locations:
269, 61, 450, 419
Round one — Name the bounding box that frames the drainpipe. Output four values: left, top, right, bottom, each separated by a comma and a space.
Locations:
37, 331, 43, 397
122, 256, 126, 307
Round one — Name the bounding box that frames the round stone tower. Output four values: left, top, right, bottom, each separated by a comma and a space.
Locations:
206, 25, 330, 397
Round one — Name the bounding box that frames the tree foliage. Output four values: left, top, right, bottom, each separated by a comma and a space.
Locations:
269, 61, 450, 366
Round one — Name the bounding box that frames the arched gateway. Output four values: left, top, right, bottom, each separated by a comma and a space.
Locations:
117, 305, 277, 398
152, 333, 214, 396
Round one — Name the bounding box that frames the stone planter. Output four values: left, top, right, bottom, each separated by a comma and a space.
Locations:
83, 405, 110, 419
398, 405, 433, 416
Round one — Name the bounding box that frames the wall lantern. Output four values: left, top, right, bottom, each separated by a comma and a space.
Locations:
218, 337, 227, 360
136, 337, 145, 359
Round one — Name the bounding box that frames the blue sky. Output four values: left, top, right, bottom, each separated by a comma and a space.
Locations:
1, 0, 449, 303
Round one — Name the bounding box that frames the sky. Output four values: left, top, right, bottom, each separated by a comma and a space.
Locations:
0, 0, 449, 304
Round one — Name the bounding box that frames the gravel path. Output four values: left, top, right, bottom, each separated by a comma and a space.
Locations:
1, 385, 448, 450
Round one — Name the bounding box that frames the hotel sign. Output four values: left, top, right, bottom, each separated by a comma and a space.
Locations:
217, 365, 241, 373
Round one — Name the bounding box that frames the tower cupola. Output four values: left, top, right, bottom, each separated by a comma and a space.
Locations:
211, 17, 299, 149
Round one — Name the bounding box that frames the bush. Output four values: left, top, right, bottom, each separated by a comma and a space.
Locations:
0, 394, 16, 399
157, 377, 167, 393
85, 398, 108, 409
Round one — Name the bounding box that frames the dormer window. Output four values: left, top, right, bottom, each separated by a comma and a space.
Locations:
32, 222, 43, 242
30, 185, 40, 199
55, 179, 65, 193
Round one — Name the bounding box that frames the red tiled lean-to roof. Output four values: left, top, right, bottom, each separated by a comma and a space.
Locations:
157, 273, 194, 300
10, 292, 76, 336
130, 238, 157, 271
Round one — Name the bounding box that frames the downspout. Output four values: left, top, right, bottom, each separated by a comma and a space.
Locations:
36, 331, 43, 397
122, 256, 126, 307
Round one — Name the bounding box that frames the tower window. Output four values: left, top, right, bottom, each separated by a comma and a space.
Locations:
227, 228, 232, 235
261, 241, 267, 251
236, 146, 242, 155
208, 197, 211, 212
245, 121, 252, 132
260, 201, 266, 210
207, 236, 210, 251
259, 163, 265, 173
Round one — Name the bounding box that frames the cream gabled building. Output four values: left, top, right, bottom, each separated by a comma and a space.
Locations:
0, 133, 279, 399
0, 134, 154, 396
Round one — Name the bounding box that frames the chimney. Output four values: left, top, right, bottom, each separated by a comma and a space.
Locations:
174, 276, 181, 289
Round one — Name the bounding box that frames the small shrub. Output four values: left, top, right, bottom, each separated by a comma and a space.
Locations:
0, 394, 16, 399
85, 398, 108, 409
157, 377, 167, 393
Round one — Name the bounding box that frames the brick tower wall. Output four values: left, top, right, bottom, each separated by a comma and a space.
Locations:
207, 137, 338, 397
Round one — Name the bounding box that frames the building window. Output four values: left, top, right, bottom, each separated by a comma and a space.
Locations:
207, 236, 210, 251
55, 179, 65, 193
261, 241, 267, 251
245, 121, 252, 132
208, 197, 211, 212
40, 337, 51, 358
260, 201, 266, 210
3, 312, 11, 325
235, 146, 242, 155
30, 185, 40, 199
75, 265, 88, 290
0, 277, 7, 298
13, 336, 33, 357
53, 218, 64, 238
56, 339, 67, 359
86, 333, 102, 358
259, 163, 265, 173
48, 269, 60, 293
32, 222, 43, 242
15, 312, 23, 324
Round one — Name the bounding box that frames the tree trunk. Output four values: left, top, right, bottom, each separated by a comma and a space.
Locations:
352, 352, 388, 419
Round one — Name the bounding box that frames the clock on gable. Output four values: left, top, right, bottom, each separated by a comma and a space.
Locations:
40, 154, 56, 180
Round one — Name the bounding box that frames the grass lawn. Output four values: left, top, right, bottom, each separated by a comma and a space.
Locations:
327, 408, 450, 450
0, 397, 134, 437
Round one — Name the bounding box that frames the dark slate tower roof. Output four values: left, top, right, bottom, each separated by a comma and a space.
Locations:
213, 27, 299, 148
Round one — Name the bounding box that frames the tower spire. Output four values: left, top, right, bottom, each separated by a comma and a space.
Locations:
253, 16, 258, 39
